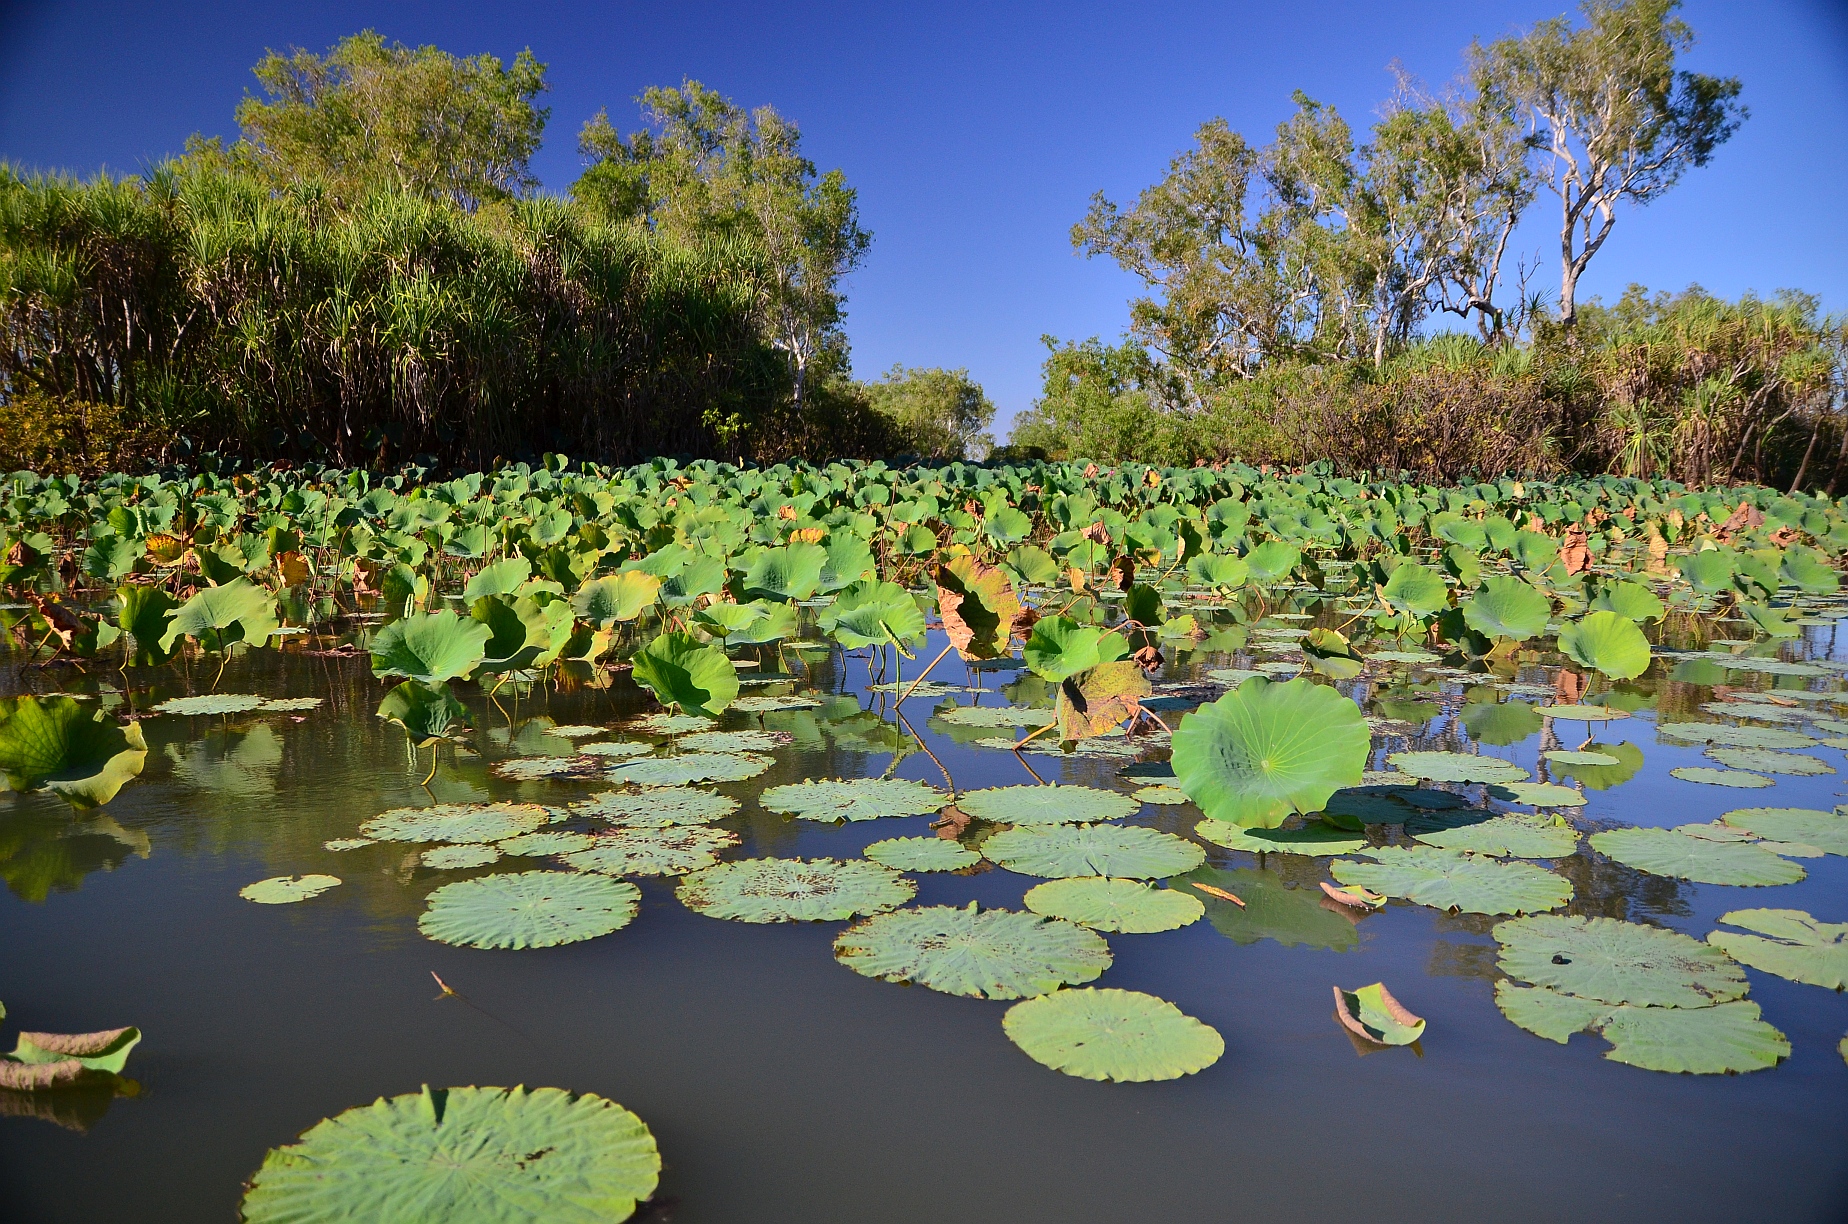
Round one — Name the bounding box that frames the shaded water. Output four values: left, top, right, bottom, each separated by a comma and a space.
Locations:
3, 623, 1848, 1222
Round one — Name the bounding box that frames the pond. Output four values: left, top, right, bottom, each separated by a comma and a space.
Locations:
3, 614, 1847, 1222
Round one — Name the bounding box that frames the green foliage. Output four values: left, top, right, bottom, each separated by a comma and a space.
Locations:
0, 696, 147, 808
1171, 678, 1369, 829
629, 632, 739, 717
863, 365, 997, 459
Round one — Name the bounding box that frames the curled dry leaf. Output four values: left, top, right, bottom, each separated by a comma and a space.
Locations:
1320, 881, 1385, 909
1333, 982, 1426, 1046
1191, 882, 1245, 908
1560, 525, 1592, 576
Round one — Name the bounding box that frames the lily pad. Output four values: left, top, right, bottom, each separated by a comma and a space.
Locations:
1588, 826, 1806, 886
1001, 988, 1223, 1082
1330, 847, 1572, 915
954, 784, 1137, 826
730, 694, 825, 713
760, 777, 945, 823
421, 844, 502, 870
1385, 752, 1528, 784
240, 874, 341, 904
323, 837, 374, 852
676, 729, 783, 754
1720, 807, 1848, 855
578, 741, 655, 759
418, 871, 641, 949
1134, 785, 1191, 805
1706, 909, 1848, 989
628, 713, 716, 735
257, 697, 325, 713
982, 825, 1205, 879
1494, 980, 1612, 1043
571, 788, 739, 826
1194, 818, 1366, 856
1534, 704, 1629, 721
678, 857, 914, 922
1669, 766, 1774, 788
1490, 781, 1588, 808
361, 803, 550, 844
606, 753, 769, 786
153, 693, 264, 716
1414, 813, 1578, 858
499, 831, 597, 857
1170, 677, 1369, 829
1493, 914, 1747, 1007
1544, 750, 1619, 767
1333, 982, 1426, 1045
492, 756, 600, 781
239, 1084, 660, 1223
863, 836, 980, 872
562, 827, 739, 876
933, 705, 1055, 728
1658, 723, 1818, 749
1597, 999, 1789, 1074
1707, 747, 1835, 776
835, 904, 1112, 997
1023, 877, 1204, 933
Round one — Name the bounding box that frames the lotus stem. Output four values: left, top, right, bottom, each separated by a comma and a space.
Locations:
423, 746, 439, 787
896, 643, 955, 704
1010, 719, 1058, 752
895, 707, 954, 794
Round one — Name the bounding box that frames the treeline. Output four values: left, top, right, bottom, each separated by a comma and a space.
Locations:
0, 33, 993, 471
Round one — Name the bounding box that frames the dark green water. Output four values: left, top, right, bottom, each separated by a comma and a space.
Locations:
3, 628, 1847, 1222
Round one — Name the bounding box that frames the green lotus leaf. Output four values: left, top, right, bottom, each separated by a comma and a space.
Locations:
1493, 914, 1747, 1006
1414, 813, 1577, 858
1186, 553, 1249, 592
324, 838, 374, 852
1707, 747, 1835, 775
729, 694, 825, 713
932, 704, 1055, 728
499, 831, 596, 857
676, 729, 782, 754
1193, 818, 1366, 856
159, 578, 278, 652
1301, 627, 1363, 679
1669, 765, 1774, 787
4, 1024, 142, 1084
370, 611, 491, 685
571, 787, 739, 826
678, 857, 914, 923
1589, 580, 1665, 622
1461, 699, 1542, 747
239, 1084, 659, 1223
1334, 982, 1426, 1045
741, 542, 827, 602
1021, 616, 1129, 683
1384, 751, 1528, 785
468, 594, 554, 675
571, 571, 660, 627
0, 696, 147, 808
1330, 847, 1571, 915
459, 557, 531, 603
955, 784, 1136, 826
1002, 988, 1223, 1082
833, 903, 1112, 998
1781, 549, 1840, 594
981, 824, 1204, 879
1679, 549, 1736, 593
627, 712, 716, 735
818, 579, 929, 651
240, 874, 341, 904
1462, 576, 1551, 641
418, 871, 640, 949
629, 632, 738, 718
1660, 722, 1820, 751
578, 740, 654, 759
1134, 784, 1191, 805
760, 777, 945, 823
659, 556, 728, 607
1321, 784, 1466, 828
562, 826, 739, 876
1490, 781, 1588, 808
1534, 704, 1629, 721
1171, 677, 1368, 829
117, 583, 178, 666
1588, 826, 1805, 886
1596, 999, 1789, 1074
422, 844, 502, 870
863, 836, 980, 872
1362, 648, 1441, 664
1023, 877, 1203, 933
1381, 561, 1450, 614
607, 752, 767, 786
376, 681, 470, 746
1706, 909, 1848, 990
492, 756, 601, 781
153, 693, 264, 716
1556, 610, 1652, 680
1721, 807, 1848, 855
1005, 544, 1062, 587
1494, 980, 1610, 1043
1543, 749, 1618, 766
258, 697, 325, 713
818, 534, 878, 592
1244, 540, 1301, 583
360, 803, 549, 844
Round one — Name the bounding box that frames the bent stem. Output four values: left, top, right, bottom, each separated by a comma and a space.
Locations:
1010, 719, 1058, 752
422, 744, 439, 787
897, 643, 955, 704
894, 707, 955, 795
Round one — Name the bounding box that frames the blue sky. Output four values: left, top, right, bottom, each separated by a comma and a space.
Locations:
3, 0, 1845, 433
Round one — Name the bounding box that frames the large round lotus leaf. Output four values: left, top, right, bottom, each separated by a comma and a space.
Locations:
370, 611, 491, 684
1461, 700, 1543, 747
1244, 540, 1301, 583
1493, 914, 1747, 1007
954, 784, 1137, 826
0, 696, 149, 809
1170, 678, 1369, 829
1175, 865, 1360, 950
577, 740, 655, 759
1023, 877, 1204, 933
1706, 909, 1848, 990
418, 871, 640, 949
153, 693, 264, 716
629, 632, 739, 718
1707, 747, 1835, 776
240, 874, 341, 904
678, 857, 914, 923
1721, 807, 1848, 855
982, 824, 1205, 879
628, 713, 715, 735
1380, 561, 1449, 614
1330, 847, 1571, 915
1597, 1000, 1789, 1074
1669, 766, 1773, 788
1194, 818, 1366, 856
863, 836, 979, 872
1698, 700, 1802, 724
572, 787, 739, 827
1021, 617, 1130, 683
492, 756, 599, 781
1556, 611, 1652, 680
1495, 981, 1612, 1044
421, 844, 502, 870
606, 753, 768, 786
834, 904, 1111, 997
362, 803, 549, 844
562, 827, 739, 876
1588, 826, 1806, 886
676, 729, 782, 754
1660, 722, 1817, 749
239, 1084, 660, 1223
1534, 704, 1629, 721
1385, 751, 1528, 784
376, 681, 470, 746
1490, 781, 1588, 808
760, 777, 945, 823
1002, 988, 1224, 1082
933, 705, 1055, 728
499, 831, 596, 857
1414, 813, 1578, 858
1463, 576, 1551, 641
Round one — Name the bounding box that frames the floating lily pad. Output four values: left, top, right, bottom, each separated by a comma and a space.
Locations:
1194, 818, 1366, 856
1720, 807, 1848, 855
256, 697, 325, 712
730, 695, 825, 712
1330, 847, 1571, 915
1598, 1000, 1789, 1074
1493, 914, 1747, 1007
676, 729, 783, 754
1669, 766, 1773, 788
1588, 826, 1806, 886
954, 784, 1137, 826
1334, 983, 1425, 1045
863, 836, 980, 872
492, 756, 599, 781
418, 871, 640, 949
1414, 813, 1578, 858
563, 826, 739, 876
1534, 704, 1629, 721
1322, 784, 1466, 827
543, 725, 607, 738
571, 788, 739, 826
1170, 677, 1369, 829
361, 803, 550, 844
606, 753, 769, 786
1023, 877, 1204, 933
577, 741, 654, 759
678, 857, 914, 922
982, 825, 1205, 879
240, 874, 341, 904
760, 777, 945, 823
421, 844, 501, 870
323, 837, 374, 852
1385, 752, 1528, 784
1002, 988, 1223, 1082
1658, 723, 1818, 749
1490, 781, 1588, 808
499, 831, 596, 857
1543, 750, 1620, 767
1494, 980, 1611, 1043
1133, 784, 1190, 805
933, 704, 1056, 727
835, 904, 1112, 997
627, 713, 715, 735
1706, 909, 1848, 989
239, 1085, 660, 1223
153, 693, 264, 716
1707, 747, 1835, 776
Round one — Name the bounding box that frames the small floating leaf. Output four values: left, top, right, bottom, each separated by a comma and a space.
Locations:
1002, 988, 1223, 1082
1414, 813, 1578, 858
1178, 866, 1360, 950
982, 824, 1204, 879
562, 826, 739, 876
418, 871, 640, 949
152, 694, 264, 716
678, 857, 913, 923
1133, 785, 1191, 805
606, 753, 768, 786
1707, 747, 1835, 776
1023, 877, 1204, 933
571, 788, 739, 827
421, 845, 501, 870
1588, 826, 1806, 886
676, 729, 783, 754
1721, 807, 1848, 855
1330, 847, 1571, 915
1669, 766, 1774, 788
240, 874, 341, 904
492, 756, 600, 781
954, 784, 1136, 826
1333, 982, 1425, 1045
499, 831, 596, 857
361, 803, 549, 844
1385, 751, 1528, 785
1534, 704, 1629, 721
835, 904, 1112, 997
760, 777, 945, 823
862, 837, 979, 872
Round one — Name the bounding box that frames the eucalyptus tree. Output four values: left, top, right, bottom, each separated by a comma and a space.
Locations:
864, 365, 997, 459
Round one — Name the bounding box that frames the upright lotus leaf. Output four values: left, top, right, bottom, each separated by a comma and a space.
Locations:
461, 556, 531, 602
1557, 610, 1652, 680
1706, 909, 1848, 990
659, 555, 727, 606
1380, 562, 1450, 615
159, 578, 278, 652
1494, 914, 1746, 1007
571, 572, 660, 627
819, 580, 926, 651
1002, 988, 1224, 1082
1301, 627, 1363, 680
116, 584, 178, 666
935, 556, 1020, 658
1171, 678, 1369, 829
1588, 826, 1805, 886
376, 682, 470, 746
1005, 544, 1062, 587
629, 632, 738, 718
834, 904, 1112, 997
1331, 847, 1572, 915
818, 534, 877, 592
418, 871, 640, 949
741, 542, 826, 602
0, 696, 147, 807
1058, 660, 1151, 740
1462, 576, 1551, 641
1022, 617, 1130, 683
239, 1085, 660, 1223
370, 611, 491, 685
1186, 552, 1249, 592
1679, 549, 1735, 593
1589, 580, 1665, 622
1244, 540, 1300, 584
1334, 983, 1426, 1045
468, 594, 554, 675
1781, 549, 1840, 594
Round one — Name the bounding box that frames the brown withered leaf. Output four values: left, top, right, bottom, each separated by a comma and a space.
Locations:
1083, 462, 1099, 479
1192, 882, 1245, 908
1560, 525, 1591, 575
1131, 644, 1163, 672
1554, 668, 1586, 705
1714, 501, 1763, 542
1080, 522, 1110, 545
276, 550, 310, 586
1110, 554, 1136, 590
788, 527, 825, 544
1768, 526, 1798, 546
930, 804, 973, 839
0, 1059, 91, 1091
775, 504, 797, 521
1057, 659, 1151, 740
1067, 567, 1088, 594
144, 533, 186, 565
936, 557, 1020, 658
